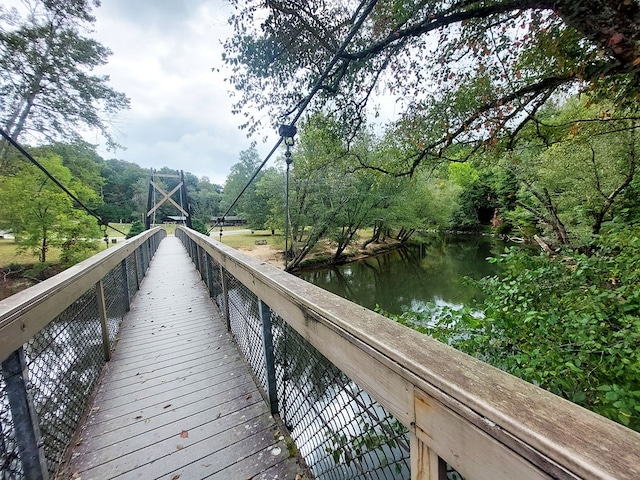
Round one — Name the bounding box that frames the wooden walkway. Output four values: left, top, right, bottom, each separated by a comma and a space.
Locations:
68, 236, 305, 479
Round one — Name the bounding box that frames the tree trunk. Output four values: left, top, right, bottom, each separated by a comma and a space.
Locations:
3, 41, 50, 140
362, 220, 382, 248
40, 234, 47, 264
592, 126, 637, 235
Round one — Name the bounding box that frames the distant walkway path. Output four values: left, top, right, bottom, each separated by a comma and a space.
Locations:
69, 236, 304, 479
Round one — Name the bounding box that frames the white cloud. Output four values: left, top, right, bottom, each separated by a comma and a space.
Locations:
91, 0, 278, 185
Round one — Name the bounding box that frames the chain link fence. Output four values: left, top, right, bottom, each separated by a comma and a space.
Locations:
179, 231, 411, 480
1, 379, 20, 479
178, 230, 471, 480
271, 312, 411, 480
0, 230, 165, 479
25, 288, 103, 474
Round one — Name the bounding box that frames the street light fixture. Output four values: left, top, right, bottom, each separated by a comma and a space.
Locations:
278, 124, 297, 147
279, 124, 297, 270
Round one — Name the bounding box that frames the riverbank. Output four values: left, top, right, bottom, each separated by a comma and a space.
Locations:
237, 238, 404, 270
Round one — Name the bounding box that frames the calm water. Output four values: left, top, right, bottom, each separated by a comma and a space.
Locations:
297, 233, 508, 315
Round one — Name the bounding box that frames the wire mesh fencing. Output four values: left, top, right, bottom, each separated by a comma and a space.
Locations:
0, 230, 165, 479
177, 231, 411, 480
25, 288, 103, 474
270, 312, 411, 480
103, 262, 129, 345
0, 377, 21, 479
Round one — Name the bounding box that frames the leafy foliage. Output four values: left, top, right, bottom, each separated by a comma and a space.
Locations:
0, 151, 101, 263
126, 220, 145, 239
0, 0, 129, 146
221, 146, 272, 229
190, 217, 208, 235
223, 0, 640, 173
394, 223, 640, 431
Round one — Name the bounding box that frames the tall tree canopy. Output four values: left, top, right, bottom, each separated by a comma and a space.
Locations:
224, 0, 640, 174
0, 0, 129, 146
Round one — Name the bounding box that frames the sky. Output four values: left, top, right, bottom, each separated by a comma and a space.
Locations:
87, 0, 278, 186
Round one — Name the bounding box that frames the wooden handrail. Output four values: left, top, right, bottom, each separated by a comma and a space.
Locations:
177, 226, 640, 480
0, 227, 166, 364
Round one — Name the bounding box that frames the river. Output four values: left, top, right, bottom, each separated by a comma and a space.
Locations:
297, 233, 509, 316
293, 233, 508, 479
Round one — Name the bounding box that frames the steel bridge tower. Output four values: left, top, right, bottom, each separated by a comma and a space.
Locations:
144, 169, 192, 230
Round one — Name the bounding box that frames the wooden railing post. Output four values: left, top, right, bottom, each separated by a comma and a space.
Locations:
219, 265, 231, 331
411, 433, 446, 480
2, 348, 49, 480
141, 241, 145, 271
120, 259, 130, 312
259, 300, 279, 415
95, 280, 111, 361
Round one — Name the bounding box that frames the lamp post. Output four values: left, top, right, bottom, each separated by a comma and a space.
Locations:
278, 125, 297, 270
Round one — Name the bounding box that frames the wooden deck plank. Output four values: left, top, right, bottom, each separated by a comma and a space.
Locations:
68, 236, 306, 480
82, 365, 250, 421
77, 377, 259, 445
111, 414, 278, 479
93, 347, 241, 396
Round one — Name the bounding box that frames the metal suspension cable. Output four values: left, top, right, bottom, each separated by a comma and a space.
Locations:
207, 0, 378, 235
288, 0, 378, 127
0, 128, 128, 237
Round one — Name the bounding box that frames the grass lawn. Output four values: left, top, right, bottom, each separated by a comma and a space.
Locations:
105, 223, 131, 237
0, 239, 62, 266
0, 224, 286, 268
214, 230, 284, 249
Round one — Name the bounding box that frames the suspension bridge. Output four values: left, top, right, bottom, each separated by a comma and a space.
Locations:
0, 227, 639, 480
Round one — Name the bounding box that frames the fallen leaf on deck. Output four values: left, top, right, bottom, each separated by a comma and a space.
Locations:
134, 415, 143, 420
180, 430, 188, 438
246, 394, 252, 400
164, 404, 172, 409
176, 444, 184, 450
170, 475, 181, 480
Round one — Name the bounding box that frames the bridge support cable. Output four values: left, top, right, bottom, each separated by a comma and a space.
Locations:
206, 0, 379, 238
0, 127, 127, 238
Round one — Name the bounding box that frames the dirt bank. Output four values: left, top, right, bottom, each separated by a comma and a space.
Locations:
237, 240, 402, 271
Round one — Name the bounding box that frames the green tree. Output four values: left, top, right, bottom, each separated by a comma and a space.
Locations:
126, 220, 145, 239
500, 99, 638, 244
414, 222, 640, 431
281, 114, 395, 268
49, 141, 105, 193
98, 159, 148, 222
256, 168, 285, 234
224, 1, 640, 173
0, 0, 129, 146
189, 176, 223, 222
190, 218, 208, 235
0, 152, 101, 263
447, 163, 499, 230
221, 146, 271, 228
